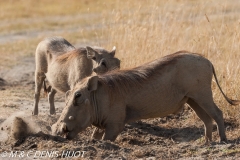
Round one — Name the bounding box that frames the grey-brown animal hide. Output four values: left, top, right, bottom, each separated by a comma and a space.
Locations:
33, 37, 120, 115
52, 51, 239, 143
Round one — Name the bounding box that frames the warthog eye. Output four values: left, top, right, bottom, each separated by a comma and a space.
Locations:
101, 61, 106, 67
75, 92, 81, 98
92, 57, 96, 60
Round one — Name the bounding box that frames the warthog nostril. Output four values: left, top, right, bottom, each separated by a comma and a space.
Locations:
61, 123, 67, 132
69, 116, 74, 120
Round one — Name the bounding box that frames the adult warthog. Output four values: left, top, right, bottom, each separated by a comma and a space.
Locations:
52, 51, 239, 143
33, 37, 120, 115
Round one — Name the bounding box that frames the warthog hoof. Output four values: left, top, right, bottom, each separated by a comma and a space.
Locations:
50, 108, 56, 115
32, 109, 38, 115
220, 137, 228, 144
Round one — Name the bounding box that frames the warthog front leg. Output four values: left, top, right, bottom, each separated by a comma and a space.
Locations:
33, 72, 45, 115
103, 123, 124, 141
48, 88, 57, 115
91, 127, 104, 140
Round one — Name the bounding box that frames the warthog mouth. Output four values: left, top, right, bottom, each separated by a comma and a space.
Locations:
60, 125, 78, 140
55, 123, 71, 140
62, 128, 69, 138
60, 126, 72, 140
95, 67, 119, 75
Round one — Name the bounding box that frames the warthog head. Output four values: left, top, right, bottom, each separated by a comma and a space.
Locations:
52, 76, 99, 140
86, 46, 120, 74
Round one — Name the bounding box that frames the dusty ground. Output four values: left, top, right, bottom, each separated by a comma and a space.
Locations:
0, 57, 240, 160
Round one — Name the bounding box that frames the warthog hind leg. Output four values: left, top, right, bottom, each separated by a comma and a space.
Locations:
204, 102, 227, 143
33, 72, 45, 115
187, 98, 213, 143
188, 90, 227, 143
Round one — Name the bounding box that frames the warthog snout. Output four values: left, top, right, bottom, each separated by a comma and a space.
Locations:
61, 123, 67, 132
52, 122, 69, 136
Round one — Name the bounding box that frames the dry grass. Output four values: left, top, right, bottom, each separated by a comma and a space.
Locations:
102, 0, 240, 120
0, 0, 240, 120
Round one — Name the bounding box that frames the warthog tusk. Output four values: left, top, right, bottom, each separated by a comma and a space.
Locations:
69, 116, 74, 120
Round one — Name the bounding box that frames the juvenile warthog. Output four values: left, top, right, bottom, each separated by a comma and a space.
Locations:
33, 37, 120, 115
52, 51, 239, 143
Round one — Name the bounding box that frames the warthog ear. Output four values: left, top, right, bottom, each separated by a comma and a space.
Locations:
87, 76, 98, 91
110, 46, 116, 57
86, 46, 98, 60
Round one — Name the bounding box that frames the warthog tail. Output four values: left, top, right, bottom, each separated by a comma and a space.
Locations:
43, 79, 51, 97
212, 65, 240, 105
